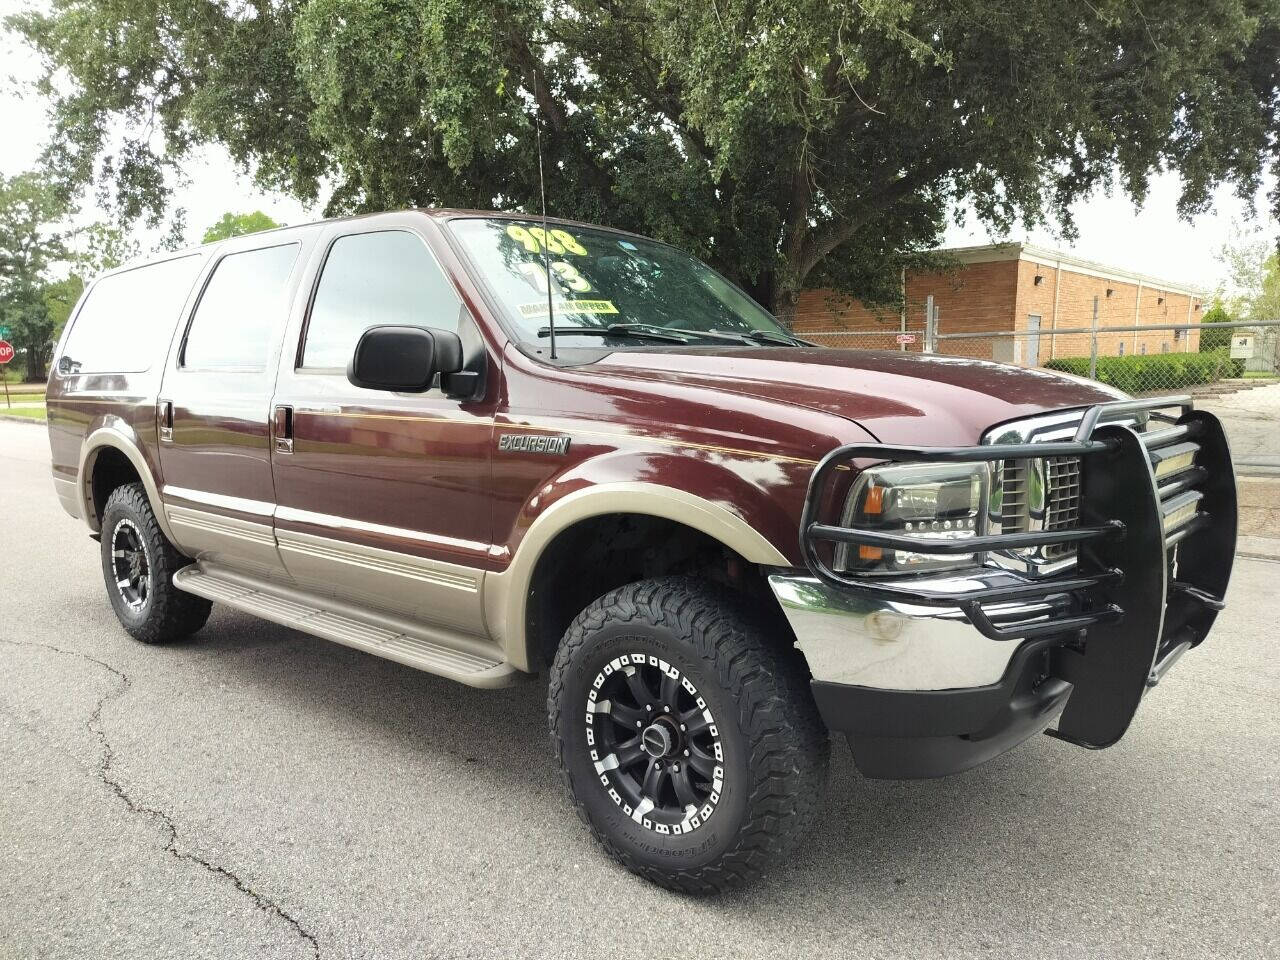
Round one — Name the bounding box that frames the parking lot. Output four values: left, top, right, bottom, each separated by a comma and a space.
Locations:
1, 419, 1277, 959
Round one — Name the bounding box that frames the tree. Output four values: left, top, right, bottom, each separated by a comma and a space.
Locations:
0, 172, 72, 381
0, 174, 135, 381
1217, 225, 1280, 322
10, 2, 1280, 320
202, 210, 282, 244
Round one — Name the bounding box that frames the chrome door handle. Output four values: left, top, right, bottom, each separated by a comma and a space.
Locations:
273, 404, 294, 454
158, 399, 173, 442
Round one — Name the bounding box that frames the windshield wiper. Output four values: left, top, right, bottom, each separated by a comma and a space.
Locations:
719, 328, 809, 347
536, 323, 690, 344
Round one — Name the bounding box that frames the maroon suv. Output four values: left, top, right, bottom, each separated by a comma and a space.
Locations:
46, 209, 1237, 892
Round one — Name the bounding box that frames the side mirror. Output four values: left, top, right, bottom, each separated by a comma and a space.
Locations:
347, 326, 463, 393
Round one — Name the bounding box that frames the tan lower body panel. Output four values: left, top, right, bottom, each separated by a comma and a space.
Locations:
173, 564, 519, 689
52, 475, 81, 521
165, 504, 290, 581
274, 526, 484, 632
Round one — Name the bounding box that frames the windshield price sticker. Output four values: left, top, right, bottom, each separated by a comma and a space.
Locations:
506, 224, 589, 256
519, 299, 619, 318
519, 261, 593, 293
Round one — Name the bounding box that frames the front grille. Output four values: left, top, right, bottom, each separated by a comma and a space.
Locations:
999, 461, 1028, 533
996, 455, 1083, 564
1043, 457, 1082, 558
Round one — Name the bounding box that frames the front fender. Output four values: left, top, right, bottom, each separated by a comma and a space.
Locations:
485, 448, 808, 671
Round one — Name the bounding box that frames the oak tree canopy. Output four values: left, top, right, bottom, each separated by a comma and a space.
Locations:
9, 1, 1280, 317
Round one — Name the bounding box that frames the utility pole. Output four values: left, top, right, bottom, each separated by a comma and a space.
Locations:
899, 267, 907, 351
924, 295, 936, 354
1089, 295, 1099, 380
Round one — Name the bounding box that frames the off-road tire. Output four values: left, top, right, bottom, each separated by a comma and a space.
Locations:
548, 576, 829, 893
100, 482, 211, 643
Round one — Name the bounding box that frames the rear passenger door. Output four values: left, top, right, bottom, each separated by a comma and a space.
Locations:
267, 216, 497, 632
156, 236, 309, 580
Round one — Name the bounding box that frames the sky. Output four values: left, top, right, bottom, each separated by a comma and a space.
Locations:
1, 4, 1276, 294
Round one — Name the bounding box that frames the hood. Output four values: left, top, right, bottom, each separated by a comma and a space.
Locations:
590, 347, 1125, 445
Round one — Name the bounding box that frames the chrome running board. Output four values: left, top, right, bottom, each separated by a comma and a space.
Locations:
173, 564, 518, 688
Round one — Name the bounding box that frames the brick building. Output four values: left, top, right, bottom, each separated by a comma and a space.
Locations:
792, 242, 1207, 364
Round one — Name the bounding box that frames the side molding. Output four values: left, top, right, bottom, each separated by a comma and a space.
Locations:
77, 427, 178, 544
484, 482, 790, 671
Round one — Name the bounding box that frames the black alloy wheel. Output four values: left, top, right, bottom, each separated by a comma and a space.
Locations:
587, 653, 725, 835
109, 517, 151, 612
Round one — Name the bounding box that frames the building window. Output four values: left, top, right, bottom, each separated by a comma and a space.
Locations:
1173, 328, 1182, 341
1161, 342, 1170, 354
1118, 341, 1125, 356
1140, 343, 1148, 355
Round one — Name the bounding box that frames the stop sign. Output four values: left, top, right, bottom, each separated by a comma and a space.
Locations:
0, 340, 13, 365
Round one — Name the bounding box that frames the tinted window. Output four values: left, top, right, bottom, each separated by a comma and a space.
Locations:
60, 255, 203, 373
183, 243, 299, 370
301, 230, 459, 369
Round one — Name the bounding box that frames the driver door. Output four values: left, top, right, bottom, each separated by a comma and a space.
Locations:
268, 214, 498, 633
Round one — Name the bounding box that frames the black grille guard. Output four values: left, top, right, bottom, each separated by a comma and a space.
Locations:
799, 395, 1238, 749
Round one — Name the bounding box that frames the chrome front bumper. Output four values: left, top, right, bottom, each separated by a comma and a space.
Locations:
768, 567, 1068, 691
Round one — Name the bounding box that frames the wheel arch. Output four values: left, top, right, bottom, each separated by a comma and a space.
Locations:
78, 426, 177, 544
485, 483, 789, 672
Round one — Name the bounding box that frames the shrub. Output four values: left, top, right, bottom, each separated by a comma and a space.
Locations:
1199, 305, 1235, 353
1045, 349, 1240, 393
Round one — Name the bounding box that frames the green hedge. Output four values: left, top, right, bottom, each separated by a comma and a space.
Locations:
1045, 349, 1242, 393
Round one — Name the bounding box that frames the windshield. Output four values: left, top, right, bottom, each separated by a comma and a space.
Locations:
448, 217, 790, 344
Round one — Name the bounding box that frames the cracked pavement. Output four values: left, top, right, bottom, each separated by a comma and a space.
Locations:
2, 419, 1279, 959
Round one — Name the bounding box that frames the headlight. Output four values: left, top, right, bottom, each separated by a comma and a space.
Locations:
834, 462, 990, 574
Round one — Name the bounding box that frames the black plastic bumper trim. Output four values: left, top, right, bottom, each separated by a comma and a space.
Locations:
812, 635, 1075, 778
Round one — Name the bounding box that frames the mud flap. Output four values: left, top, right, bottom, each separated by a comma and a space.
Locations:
1049, 412, 1235, 749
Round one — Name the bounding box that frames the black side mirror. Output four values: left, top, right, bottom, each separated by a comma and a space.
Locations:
347, 326, 463, 393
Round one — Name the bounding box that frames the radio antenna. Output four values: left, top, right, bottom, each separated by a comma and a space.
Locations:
533, 71, 557, 360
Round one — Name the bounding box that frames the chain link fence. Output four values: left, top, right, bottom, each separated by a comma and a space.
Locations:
803, 319, 1280, 471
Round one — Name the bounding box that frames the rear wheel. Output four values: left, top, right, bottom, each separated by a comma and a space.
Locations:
100, 483, 211, 643
548, 577, 828, 893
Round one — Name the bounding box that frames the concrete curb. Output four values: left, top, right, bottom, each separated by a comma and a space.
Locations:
0, 414, 45, 425
1237, 535, 1280, 563
1237, 476, 1280, 539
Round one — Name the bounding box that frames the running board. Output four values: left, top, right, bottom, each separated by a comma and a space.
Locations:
173, 565, 519, 688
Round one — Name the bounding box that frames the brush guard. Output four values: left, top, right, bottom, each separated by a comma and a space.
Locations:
799, 396, 1237, 749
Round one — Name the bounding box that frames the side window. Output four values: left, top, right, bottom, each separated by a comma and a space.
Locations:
61, 254, 204, 374
183, 243, 299, 370
301, 230, 461, 370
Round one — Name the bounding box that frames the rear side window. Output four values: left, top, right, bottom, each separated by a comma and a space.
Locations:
60, 254, 203, 374
183, 243, 299, 370
301, 230, 460, 369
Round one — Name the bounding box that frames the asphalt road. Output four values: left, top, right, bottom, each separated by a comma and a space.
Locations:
1, 420, 1277, 960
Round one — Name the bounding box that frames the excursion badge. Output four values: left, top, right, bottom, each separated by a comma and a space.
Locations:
497, 433, 571, 456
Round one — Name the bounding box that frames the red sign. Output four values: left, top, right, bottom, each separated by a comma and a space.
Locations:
895, 334, 917, 345
0, 340, 13, 365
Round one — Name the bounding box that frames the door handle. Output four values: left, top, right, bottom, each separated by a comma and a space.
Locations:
157, 399, 173, 442
273, 404, 294, 454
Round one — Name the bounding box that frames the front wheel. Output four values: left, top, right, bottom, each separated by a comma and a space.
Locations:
547, 577, 829, 893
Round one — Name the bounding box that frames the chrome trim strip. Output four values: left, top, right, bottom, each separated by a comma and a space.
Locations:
275, 529, 480, 593
166, 505, 277, 546
162, 485, 275, 518
274, 505, 491, 555
770, 570, 1061, 690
